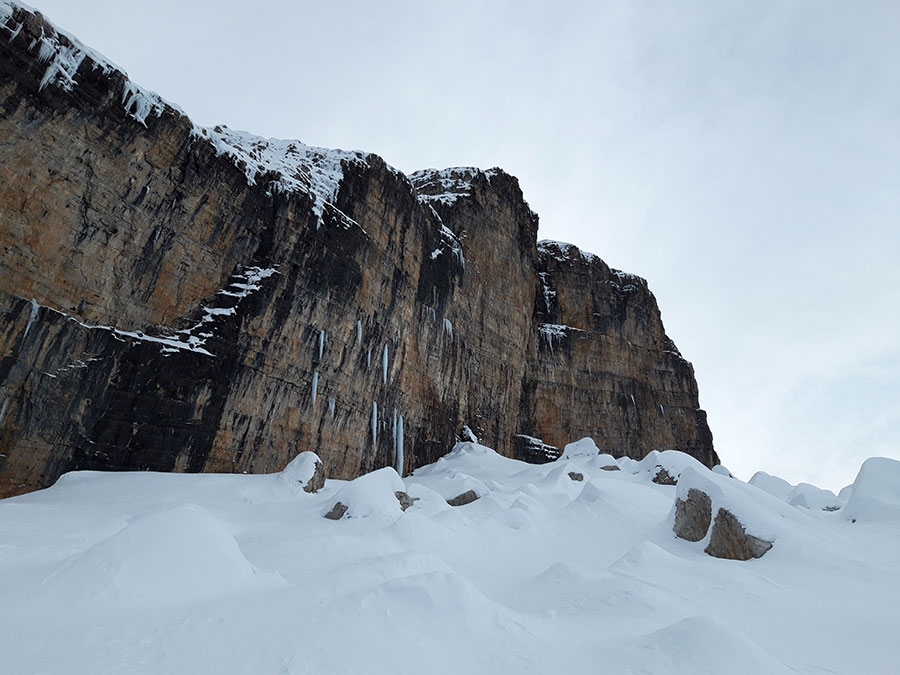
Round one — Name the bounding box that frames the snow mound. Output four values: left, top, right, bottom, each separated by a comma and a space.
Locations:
41, 504, 282, 605
786, 483, 842, 511
609, 540, 691, 575
557, 437, 601, 461
624, 449, 709, 485
603, 615, 793, 674
360, 569, 508, 632
843, 457, 900, 523
749, 471, 794, 501
407, 441, 522, 491
749, 471, 843, 512
321, 467, 407, 521
279, 451, 325, 494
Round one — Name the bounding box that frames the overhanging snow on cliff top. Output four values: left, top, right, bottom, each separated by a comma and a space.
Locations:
193, 124, 369, 223
409, 166, 503, 206
538, 240, 647, 292
0, 0, 375, 225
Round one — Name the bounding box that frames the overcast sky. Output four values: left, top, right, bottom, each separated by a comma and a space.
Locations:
31, 0, 900, 491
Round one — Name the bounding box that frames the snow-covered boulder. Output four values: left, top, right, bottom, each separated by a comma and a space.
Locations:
748, 471, 793, 501
786, 483, 842, 512
558, 437, 600, 461
320, 468, 409, 521
712, 465, 734, 478
403, 442, 508, 502
279, 451, 325, 494
672, 467, 791, 560
627, 449, 709, 485
843, 457, 900, 523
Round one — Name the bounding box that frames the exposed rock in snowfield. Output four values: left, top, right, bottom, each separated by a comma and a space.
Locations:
673, 488, 712, 542
706, 507, 774, 560
0, 1, 714, 497
447, 489, 480, 506
671, 467, 788, 560
279, 451, 325, 494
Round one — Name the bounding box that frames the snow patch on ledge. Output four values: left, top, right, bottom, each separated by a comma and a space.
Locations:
539, 323, 586, 350
192, 125, 370, 226
29, 266, 278, 359
409, 166, 502, 206
538, 240, 598, 264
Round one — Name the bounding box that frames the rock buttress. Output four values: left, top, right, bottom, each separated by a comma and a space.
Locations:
518, 241, 716, 466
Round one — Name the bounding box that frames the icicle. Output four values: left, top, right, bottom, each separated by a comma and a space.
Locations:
396, 415, 404, 477
630, 394, 636, 406
318, 330, 325, 360
367, 349, 371, 368
357, 320, 362, 346
382, 344, 389, 384
392, 409, 398, 446
659, 404, 664, 415
328, 397, 336, 418
311, 371, 318, 407
443, 318, 453, 338
371, 401, 378, 448
24, 299, 40, 339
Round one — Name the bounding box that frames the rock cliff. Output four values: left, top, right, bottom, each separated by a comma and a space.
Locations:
0, 2, 716, 497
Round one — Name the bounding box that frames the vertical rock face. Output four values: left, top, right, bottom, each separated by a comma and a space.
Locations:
520, 241, 717, 467
0, 2, 716, 497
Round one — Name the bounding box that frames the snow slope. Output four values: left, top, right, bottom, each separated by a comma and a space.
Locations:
1, 445, 898, 674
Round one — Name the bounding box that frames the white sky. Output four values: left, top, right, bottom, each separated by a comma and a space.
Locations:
30, 0, 900, 492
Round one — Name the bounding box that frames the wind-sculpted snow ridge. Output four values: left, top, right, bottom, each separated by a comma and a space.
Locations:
2, 444, 897, 674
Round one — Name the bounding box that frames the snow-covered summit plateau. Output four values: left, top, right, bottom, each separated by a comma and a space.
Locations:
1, 443, 897, 674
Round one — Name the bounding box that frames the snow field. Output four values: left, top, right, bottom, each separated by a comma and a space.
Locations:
0, 444, 898, 674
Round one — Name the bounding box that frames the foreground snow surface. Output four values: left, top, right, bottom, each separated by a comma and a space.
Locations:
1, 446, 898, 674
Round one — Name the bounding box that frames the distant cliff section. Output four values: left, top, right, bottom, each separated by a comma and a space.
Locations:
0, 2, 716, 497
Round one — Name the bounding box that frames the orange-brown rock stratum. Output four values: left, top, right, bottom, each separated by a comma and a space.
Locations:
0, 2, 715, 497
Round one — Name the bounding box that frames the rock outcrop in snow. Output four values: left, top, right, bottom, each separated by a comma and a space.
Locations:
0, 1, 715, 497
279, 451, 326, 494
672, 467, 781, 560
